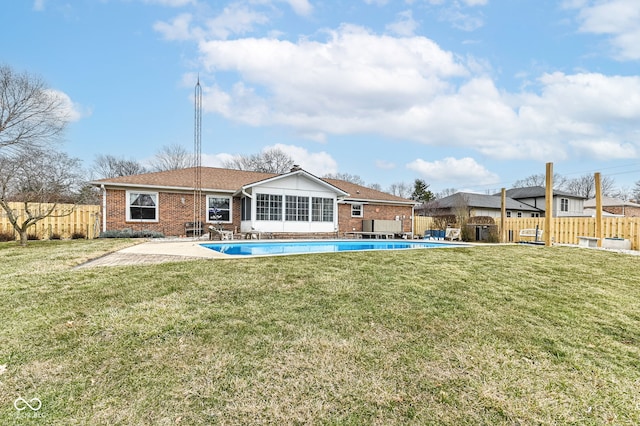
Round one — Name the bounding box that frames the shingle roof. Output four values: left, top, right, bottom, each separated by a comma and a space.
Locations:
503, 186, 583, 199
584, 196, 640, 208
92, 167, 277, 192
421, 192, 541, 212
91, 167, 415, 204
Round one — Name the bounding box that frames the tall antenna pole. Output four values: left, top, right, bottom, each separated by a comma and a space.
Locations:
193, 76, 203, 237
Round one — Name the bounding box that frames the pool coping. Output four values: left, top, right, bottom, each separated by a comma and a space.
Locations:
75, 238, 471, 268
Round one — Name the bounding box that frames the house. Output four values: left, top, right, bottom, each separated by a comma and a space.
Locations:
91, 166, 417, 238
584, 196, 640, 217
504, 186, 586, 217
416, 192, 543, 219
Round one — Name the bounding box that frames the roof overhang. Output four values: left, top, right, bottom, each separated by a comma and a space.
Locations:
236, 169, 349, 197
92, 181, 236, 194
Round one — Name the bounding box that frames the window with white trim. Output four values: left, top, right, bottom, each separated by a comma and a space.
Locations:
256, 193, 282, 221
127, 191, 158, 221
285, 196, 309, 221
560, 198, 569, 212
312, 197, 333, 222
517, 211, 522, 218
207, 196, 231, 222
506, 211, 511, 218
351, 203, 363, 217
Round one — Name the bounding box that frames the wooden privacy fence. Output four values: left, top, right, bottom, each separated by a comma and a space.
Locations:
415, 215, 640, 250
504, 217, 640, 250
0, 203, 101, 240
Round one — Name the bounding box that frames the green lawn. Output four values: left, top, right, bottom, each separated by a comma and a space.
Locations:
1, 240, 639, 425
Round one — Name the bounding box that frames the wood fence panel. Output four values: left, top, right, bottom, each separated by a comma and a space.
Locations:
0, 203, 101, 240
419, 216, 640, 250
413, 216, 435, 238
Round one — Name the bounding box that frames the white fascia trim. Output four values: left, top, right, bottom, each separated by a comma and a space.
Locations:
97, 182, 236, 194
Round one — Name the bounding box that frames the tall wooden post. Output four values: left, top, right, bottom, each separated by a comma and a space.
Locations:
595, 172, 603, 247
501, 188, 507, 243
545, 162, 553, 247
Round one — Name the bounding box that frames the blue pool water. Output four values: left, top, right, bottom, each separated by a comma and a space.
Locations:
202, 239, 463, 256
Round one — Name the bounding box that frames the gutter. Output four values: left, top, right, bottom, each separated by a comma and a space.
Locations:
101, 184, 107, 233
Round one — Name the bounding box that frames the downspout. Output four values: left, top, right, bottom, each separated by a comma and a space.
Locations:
241, 188, 253, 231
101, 185, 107, 233
411, 204, 416, 238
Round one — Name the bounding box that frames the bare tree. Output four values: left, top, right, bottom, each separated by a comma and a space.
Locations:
148, 144, 193, 172
0, 65, 68, 154
0, 149, 84, 245
93, 154, 148, 179
633, 180, 640, 202
387, 182, 411, 199
436, 188, 458, 199
513, 173, 569, 189
565, 174, 616, 198
323, 173, 365, 185
367, 182, 383, 191
222, 147, 294, 173
610, 185, 632, 201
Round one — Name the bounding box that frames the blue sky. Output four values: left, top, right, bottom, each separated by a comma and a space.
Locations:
2, 0, 640, 194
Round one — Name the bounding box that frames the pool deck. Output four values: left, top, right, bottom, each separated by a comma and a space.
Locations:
76, 239, 230, 268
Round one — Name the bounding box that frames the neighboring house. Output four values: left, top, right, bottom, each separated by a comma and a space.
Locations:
584, 196, 640, 217
416, 192, 543, 219
504, 186, 586, 217
91, 166, 416, 238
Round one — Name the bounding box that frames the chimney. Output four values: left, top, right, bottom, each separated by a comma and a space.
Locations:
290, 164, 302, 172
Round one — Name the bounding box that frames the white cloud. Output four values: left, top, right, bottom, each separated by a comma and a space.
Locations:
142, 0, 195, 6
268, 143, 338, 176
440, 7, 484, 31
198, 24, 467, 127
154, 13, 195, 41
154, 4, 269, 40
284, 0, 313, 16
386, 10, 419, 36
204, 4, 270, 39
201, 144, 336, 176
202, 152, 235, 167
407, 157, 499, 185
47, 89, 89, 122
184, 23, 640, 165
571, 0, 640, 60
569, 139, 637, 159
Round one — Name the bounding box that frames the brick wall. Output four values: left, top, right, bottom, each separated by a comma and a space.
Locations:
105, 188, 414, 237
105, 189, 241, 236
337, 204, 413, 233
603, 206, 640, 217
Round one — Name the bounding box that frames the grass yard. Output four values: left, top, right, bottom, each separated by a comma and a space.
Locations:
1, 240, 640, 425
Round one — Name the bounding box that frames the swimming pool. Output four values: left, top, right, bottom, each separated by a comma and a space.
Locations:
202, 239, 463, 256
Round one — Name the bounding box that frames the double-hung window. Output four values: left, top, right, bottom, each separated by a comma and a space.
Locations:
285, 196, 309, 221
256, 194, 282, 221
127, 191, 158, 221
207, 196, 231, 222
560, 198, 569, 212
312, 197, 334, 222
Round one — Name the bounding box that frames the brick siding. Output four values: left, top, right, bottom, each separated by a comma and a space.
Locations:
105, 189, 413, 237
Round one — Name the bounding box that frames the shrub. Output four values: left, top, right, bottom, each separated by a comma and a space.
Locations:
71, 231, 86, 240
50, 233, 62, 240
99, 229, 164, 239
27, 233, 40, 240
0, 231, 15, 242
